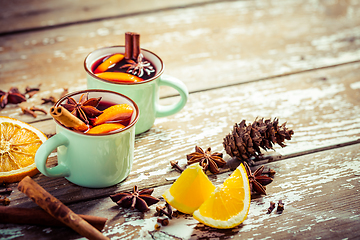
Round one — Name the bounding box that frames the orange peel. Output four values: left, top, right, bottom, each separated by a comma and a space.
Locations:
193, 163, 251, 229
95, 72, 143, 83
162, 163, 215, 214
94, 54, 124, 74
86, 123, 125, 134
93, 104, 133, 126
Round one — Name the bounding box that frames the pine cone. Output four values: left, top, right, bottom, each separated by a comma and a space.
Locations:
223, 118, 294, 165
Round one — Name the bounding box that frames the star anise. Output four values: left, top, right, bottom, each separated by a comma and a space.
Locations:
121, 53, 155, 78
61, 93, 103, 125
110, 185, 160, 212
187, 146, 226, 174
0, 87, 27, 108
243, 162, 273, 195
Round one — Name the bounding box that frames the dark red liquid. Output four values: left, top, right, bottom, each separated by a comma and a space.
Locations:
97, 100, 116, 111
91, 53, 156, 81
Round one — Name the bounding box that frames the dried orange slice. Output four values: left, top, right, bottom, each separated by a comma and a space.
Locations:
93, 104, 133, 126
94, 54, 124, 74
86, 123, 125, 134
193, 163, 251, 229
162, 163, 215, 214
0, 116, 47, 183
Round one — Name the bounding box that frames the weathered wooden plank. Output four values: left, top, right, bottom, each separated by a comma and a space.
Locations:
102, 143, 360, 239
0, 0, 218, 34
1, 0, 360, 122
2, 143, 359, 239
5, 61, 360, 209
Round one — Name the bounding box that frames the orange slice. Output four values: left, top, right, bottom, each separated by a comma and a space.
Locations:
193, 163, 251, 229
94, 54, 124, 74
95, 72, 143, 83
162, 163, 215, 214
0, 116, 47, 183
93, 104, 133, 126
86, 123, 125, 134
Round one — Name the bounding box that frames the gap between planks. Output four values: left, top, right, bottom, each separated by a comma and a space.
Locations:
167, 139, 360, 181
0, 0, 235, 37
20, 141, 360, 207
168, 59, 360, 98
248, 138, 360, 167
21, 59, 360, 126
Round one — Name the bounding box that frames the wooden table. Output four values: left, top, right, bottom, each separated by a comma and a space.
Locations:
1, 0, 360, 239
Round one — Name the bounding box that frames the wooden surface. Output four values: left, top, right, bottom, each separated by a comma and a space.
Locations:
1, 0, 360, 239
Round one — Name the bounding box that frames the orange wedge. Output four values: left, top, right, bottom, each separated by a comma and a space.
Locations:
193, 163, 251, 229
0, 116, 47, 183
86, 123, 125, 134
95, 72, 143, 83
93, 104, 133, 126
94, 54, 124, 74
162, 163, 216, 214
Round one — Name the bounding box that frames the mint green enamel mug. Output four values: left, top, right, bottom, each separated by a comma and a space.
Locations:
84, 46, 188, 134
35, 89, 139, 188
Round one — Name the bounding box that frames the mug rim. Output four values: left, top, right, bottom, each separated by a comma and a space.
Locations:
84, 45, 165, 85
54, 89, 139, 136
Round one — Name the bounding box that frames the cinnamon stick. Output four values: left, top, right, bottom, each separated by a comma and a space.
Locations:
0, 206, 107, 231
132, 33, 140, 60
125, 32, 133, 60
125, 32, 140, 60
18, 176, 109, 240
50, 106, 88, 132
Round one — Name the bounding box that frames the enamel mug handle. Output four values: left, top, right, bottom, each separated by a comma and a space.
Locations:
35, 133, 70, 178
156, 74, 189, 118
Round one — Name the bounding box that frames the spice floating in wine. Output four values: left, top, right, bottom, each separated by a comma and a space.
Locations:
92, 53, 156, 82
91, 32, 156, 83
60, 92, 102, 125
52, 94, 134, 134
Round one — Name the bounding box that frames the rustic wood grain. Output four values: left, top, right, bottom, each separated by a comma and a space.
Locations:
1, 1, 360, 239
101, 144, 360, 239
5, 61, 360, 209
1, 0, 360, 123
0, 0, 219, 34
2, 143, 359, 239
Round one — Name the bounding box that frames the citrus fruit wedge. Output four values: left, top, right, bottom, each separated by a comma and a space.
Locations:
94, 54, 124, 74
86, 123, 125, 134
162, 163, 216, 214
93, 103, 133, 126
95, 72, 143, 83
0, 116, 47, 183
193, 163, 251, 229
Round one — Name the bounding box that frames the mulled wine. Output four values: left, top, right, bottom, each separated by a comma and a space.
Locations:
85, 32, 188, 134
91, 53, 157, 81
96, 100, 131, 126
39, 89, 139, 188
97, 100, 116, 111
52, 92, 134, 134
